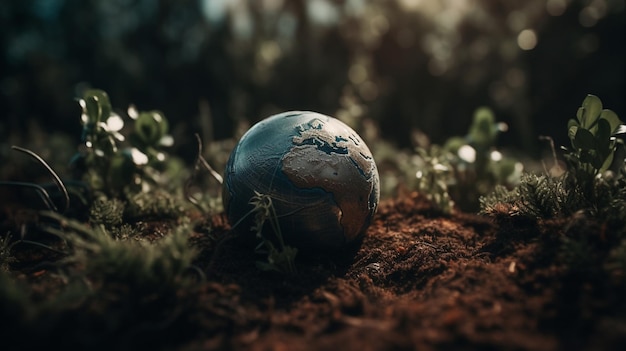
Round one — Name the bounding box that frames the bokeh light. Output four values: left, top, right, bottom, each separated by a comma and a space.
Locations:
0, 0, 623, 161
517, 29, 538, 50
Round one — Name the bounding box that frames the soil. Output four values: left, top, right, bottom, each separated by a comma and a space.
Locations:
3, 192, 626, 350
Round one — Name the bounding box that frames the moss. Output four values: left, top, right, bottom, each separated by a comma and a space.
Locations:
124, 190, 186, 220
89, 197, 126, 228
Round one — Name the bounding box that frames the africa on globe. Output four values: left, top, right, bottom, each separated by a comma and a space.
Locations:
222, 111, 380, 251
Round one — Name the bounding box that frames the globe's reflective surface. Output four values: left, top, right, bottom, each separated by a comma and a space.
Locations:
223, 111, 380, 251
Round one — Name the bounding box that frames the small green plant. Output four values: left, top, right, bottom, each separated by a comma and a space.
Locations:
89, 197, 125, 228
73, 89, 176, 198
414, 146, 457, 214
411, 107, 522, 213
481, 94, 625, 220
71, 89, 194, 223
566, 94, 624, 175
249, 191, 298, 274
480, 95, 626, 280
480, 173, 570, 218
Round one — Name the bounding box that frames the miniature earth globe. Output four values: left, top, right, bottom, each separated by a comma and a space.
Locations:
223, 111, 380, 251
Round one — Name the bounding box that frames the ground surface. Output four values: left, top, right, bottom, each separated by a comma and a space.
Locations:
3, 193, 626, 350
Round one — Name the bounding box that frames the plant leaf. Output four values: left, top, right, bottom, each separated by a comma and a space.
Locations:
574, 128, 595, 150
84, 89, 112, 123
468, 107, 497, 149
599, 151, 614, 173
579, 94, 602, 129
579, 150, 593, 163
600, 109, 623, 134
591, 154, 605, 169
595, 118, 611, 152
84, 95, 101, 125
568, 125, 578, 142
567, 118, 579, 130
135, 111, 168, 145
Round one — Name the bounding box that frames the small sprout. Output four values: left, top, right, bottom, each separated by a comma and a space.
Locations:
567, 94, 625, 174
414, 146, 456, 214
414, 106, 519, 212
132, 111, 169, 149
72, 89, 177, 197
467, 107, 500, 151
481, 94, 626, 222
249, 191, 298, 274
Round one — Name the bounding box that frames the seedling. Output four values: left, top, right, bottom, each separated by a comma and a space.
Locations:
249, 191, 298, 274
481, 94, 626, 220
566, 94, 625, 175
414, 146, 456, 214
414, 107, 521, 213
73, 89, 175, 197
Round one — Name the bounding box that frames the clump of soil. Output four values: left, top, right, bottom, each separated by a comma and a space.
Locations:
3, 193, 625, 350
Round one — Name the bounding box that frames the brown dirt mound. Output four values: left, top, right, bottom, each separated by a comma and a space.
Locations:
182, 193, 625, 350
3, 193, 625, 350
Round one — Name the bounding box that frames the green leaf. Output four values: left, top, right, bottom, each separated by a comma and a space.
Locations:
443, 136, 466, 153
468, 107, 497, 148
579, 94, 602, 129
591, 152, 604, 171
83, 89, 112, 123
135, 111, 169, 145
579, 151, 593, 164
576, 106, 584, 122
567, 118, 579, 130
568, 125, 578, 142
84, 95, 101, 125
574, 128, 595, 150
599, 151, 614, 173
108, 153, 136, 191
600, 109, 623, 134
595, 118, 611, 152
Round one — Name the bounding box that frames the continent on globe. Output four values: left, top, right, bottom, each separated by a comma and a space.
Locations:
223, 111, 379, 251
282, 117, 375, 243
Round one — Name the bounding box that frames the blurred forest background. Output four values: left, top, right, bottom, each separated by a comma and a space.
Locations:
0, 0, 624, 162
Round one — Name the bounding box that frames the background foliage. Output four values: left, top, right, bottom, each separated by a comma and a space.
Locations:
1, 0, 624, 162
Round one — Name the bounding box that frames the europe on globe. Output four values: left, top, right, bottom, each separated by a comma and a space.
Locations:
223, 111, 380, 251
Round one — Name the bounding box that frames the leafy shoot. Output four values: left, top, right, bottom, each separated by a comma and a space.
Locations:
249, 191, 298, 274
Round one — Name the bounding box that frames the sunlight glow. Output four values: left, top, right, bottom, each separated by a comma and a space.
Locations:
106, 114, 124, 132
517, 29, 537, 51
308, 0, 339, 26
546, 0, 568, 16
130, 148, 149, 165
490, 150, 503, 162
201, 0, 229, 23
458, 145, 476, 163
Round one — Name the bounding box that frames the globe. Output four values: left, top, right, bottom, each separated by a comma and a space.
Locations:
223, 111, 380, 251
